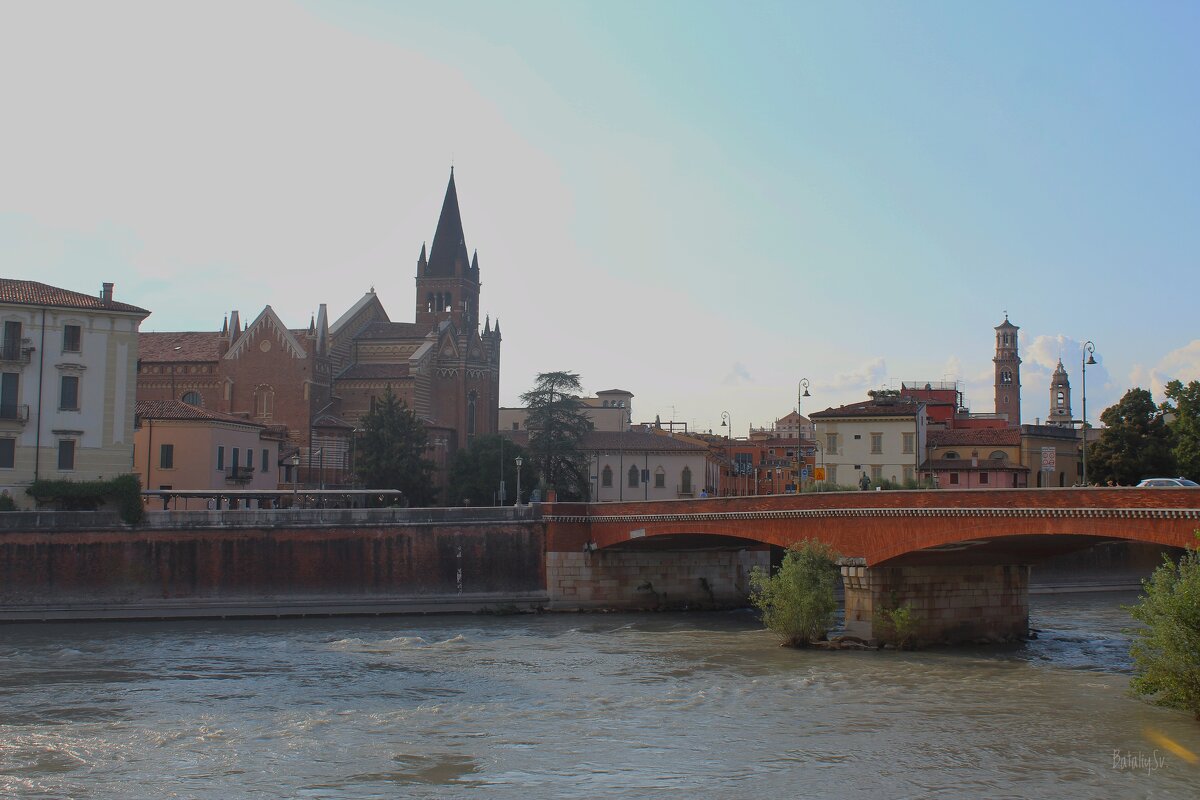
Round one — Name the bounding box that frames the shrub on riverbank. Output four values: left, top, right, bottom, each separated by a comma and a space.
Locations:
750, 540, 840, 647
1125, 537, 1200, 720
26, 474, 144, 524
874, 596, 921, 649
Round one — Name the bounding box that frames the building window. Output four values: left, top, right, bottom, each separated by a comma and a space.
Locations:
871, 465, 883, 482
59, 376, 80, 411
0, 438, 13, 469
232, 447, 240, 473
870, 433, 883, 454
512, 422, 519, 431
989, 450, 1007, 461
2, 320, 21, 360
1000, 370, 1013, 384
902, 432, 914, 455
601, 465, 612, 487
262, 448, 269, 474
826, 433, 837, 454
944, 451, 960, 460
1, 372, 19, 419
903, 466, 914, 484
160, 444, 174, 469
181, 391, 203, 406
58, 440, 75, 471
980, 472, 990, 485
246, 448, 253, 468
467, 391, 477, 442
255, 385, 274, 418
949, 473, 959, 485
217, 446, 225, 471
63, 325, 82, 353
681, 466, 693, 494
827, 465, 837, 484
655, 467, 665, 489
628, 465, 639, 488
1056, 391, 1065, 408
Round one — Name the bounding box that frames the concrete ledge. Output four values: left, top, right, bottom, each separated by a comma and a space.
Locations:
0, 592, 550, 622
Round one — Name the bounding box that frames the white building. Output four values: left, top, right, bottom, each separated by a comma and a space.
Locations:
0, 280, 149, 506
810, 394, 927, 488
500, 388, 634, 433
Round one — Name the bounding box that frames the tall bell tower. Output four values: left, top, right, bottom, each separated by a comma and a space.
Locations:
993, 316, 1022, 426
415, 167, 481, 333
1046, 359, 1073, 427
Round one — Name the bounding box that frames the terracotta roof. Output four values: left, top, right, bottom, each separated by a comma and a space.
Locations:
810, 400, 922, 419
336, 363, 411, 381
0, 279, 149, 315
135, 400, 263, 427
928, 428, 1021, 447
504, 429, 706, 453
139, 331, 224, 362
355, 321, 428, 340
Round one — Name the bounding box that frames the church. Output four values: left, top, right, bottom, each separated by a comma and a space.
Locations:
137, 169, 501, 489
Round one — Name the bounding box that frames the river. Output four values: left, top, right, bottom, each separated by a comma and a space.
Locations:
0, 592, 1196, 799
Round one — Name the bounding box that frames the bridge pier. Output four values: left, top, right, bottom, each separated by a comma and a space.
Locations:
841, 563, 1030, 645
546, 548, 769, 611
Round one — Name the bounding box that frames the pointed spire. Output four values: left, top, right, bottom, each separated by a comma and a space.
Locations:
427, 169, 469, 276
221, 315, 228, 335
471, 249, 479, 273
229, 310, 241, 338
483, 315, 491, 334
494, 318, 500, 336
316, 304, 329, 354
308, 314, 315, 335
418, 242, 427, 267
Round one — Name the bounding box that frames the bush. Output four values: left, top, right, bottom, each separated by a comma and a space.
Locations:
750, 540, 841, 647
874, 596, 921, 649
1126, 538, 1200, 719
0, 492, 15, 511
26, 474, 144, 524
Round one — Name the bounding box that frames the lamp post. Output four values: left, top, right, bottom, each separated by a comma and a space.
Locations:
1081, 341, 1097, 486
797, 378, 810, 492
721, 411, 732, 497
515, 456, 523, 506
290, 453, 300, 508
498, 434, 506, 506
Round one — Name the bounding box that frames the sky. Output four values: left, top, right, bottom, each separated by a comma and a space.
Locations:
2, 1, 1198, 436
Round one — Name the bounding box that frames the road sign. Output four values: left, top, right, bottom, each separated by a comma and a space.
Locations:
801, 468, 809, 479
1041, 447, 1056, 473
813, 467, 826, 481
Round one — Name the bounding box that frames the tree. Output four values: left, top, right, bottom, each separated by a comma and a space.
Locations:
520, 371, 592, 501
1164, 380, 1200, 482
354, 387, 436, 506
1086, 388, 1174, 485
446, 434, 531, 506
1126, 538, 1200, 720
750, 540, 841, 647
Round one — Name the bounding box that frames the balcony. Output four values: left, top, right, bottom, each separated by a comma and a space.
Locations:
224, 465, 255, 483
0, 404, 29, 424
0, 339, 33, 365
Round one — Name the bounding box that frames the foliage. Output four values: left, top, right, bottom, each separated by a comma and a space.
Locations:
0, 491, 15, 511
26, 474, 144, 524
1087, 388, 1175, 485
750, 540, 841, 647
354, 387, 436, 506
877, 478, 921, 491
1125, 537, 1200, 719
520, 371, 592, 501
874, 595, 921, 649
446, 434, 532, 506
1164, 380, 1200, 483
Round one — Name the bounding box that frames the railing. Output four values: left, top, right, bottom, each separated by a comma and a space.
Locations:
224, 466, 255, 482
0, 339, 32, 364
0, 404, 29, 423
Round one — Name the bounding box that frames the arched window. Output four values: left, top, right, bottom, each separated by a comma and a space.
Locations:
181, 391, 203, 406
601, 465, 612, 487
681, 466, 693, 495
989, 450, 1007, 461
1000, 370, 1013, 384
467, 391, 477, 442
944, 451, 960, 460
628, 465, 639, 488
654, 467, 665, 489
1056, 391, 1065, 408
443, 293, 452, 312
426, 293, 435, 313
254, 385, 274, 419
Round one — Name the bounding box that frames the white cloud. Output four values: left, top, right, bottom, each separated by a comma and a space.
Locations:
1130, 340, 1200, 397
722, 362, 753, 386
828, 357, 887, 392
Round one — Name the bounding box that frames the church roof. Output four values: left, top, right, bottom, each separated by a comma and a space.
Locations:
336, 363, 411, 381
426, 169, 471, 277
139, 331, 223, 362
995, 316, 1018, 330
354, 321, 428, 341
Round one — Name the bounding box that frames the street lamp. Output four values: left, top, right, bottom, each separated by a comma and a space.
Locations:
515, 456, 523, 506
721, 411, 732, 497
1081, 341, 1097, 486
797, 378, 810, 491
290, 453, 300, 508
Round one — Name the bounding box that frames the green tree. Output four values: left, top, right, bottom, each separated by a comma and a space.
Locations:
520, 371, 592, 501
750, 540, 841, 647
1164, 380, 1200, 482
1087, 388, 1174, 485
354, 387, 436, 505
1126, 538, 1200, 720
446, 434, 531, 506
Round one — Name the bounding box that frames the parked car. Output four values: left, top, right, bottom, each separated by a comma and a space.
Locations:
1136, 477, 1200, 488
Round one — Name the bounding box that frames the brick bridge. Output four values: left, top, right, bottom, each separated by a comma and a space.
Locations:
542, 488, 1200, 643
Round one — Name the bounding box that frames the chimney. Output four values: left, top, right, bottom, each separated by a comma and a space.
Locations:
101, 282, 114, 303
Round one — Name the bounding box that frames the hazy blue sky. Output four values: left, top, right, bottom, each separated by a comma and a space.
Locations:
2, 1, 1197, 433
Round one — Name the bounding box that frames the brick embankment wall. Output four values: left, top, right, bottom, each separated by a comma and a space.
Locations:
0, 519, 546, 620
546, 550, 770, 611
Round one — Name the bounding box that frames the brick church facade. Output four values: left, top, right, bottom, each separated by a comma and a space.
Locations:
137, 170, 501, 491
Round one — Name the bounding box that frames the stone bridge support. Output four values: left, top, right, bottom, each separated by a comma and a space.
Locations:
842, 563, 1030, 645
546, 548, 770, 611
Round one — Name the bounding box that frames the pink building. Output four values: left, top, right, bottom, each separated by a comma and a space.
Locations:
134, 401, 285, 506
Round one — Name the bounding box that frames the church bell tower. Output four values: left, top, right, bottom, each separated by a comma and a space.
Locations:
415, 167, 481, 333
1046, 359, 1073, 427
993, 316, 1022, 426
